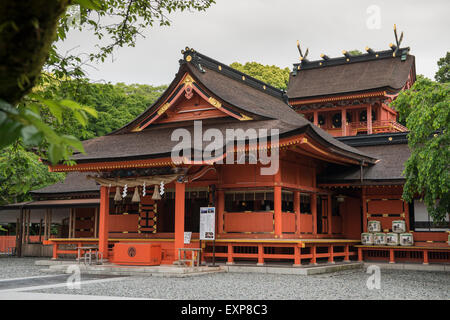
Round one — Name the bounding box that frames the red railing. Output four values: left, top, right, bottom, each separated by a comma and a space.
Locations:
203, 240, 358, 266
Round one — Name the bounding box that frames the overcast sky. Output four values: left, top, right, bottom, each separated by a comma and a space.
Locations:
57, 0, 450, 86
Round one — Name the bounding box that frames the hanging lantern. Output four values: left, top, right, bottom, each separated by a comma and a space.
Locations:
132, 187, 141, 203
152, 184, 161, 200
114, 187, 122, 202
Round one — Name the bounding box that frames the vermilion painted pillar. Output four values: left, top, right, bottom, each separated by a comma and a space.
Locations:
313, 111, 318, 126
274, 186, 282, 237
174, 181, 185, 259
327, 194, 333, 236
362, 187, 368, 233
311, 193, 317, 235
217, 190, 224, 235
367, 104, 373, 134
341, 109, 347, 136
98, 186, 110, 259
294, 191, 301, 235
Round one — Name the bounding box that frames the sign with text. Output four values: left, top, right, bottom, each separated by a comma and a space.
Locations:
199, 207, 215, 240
184, 232, 192, 244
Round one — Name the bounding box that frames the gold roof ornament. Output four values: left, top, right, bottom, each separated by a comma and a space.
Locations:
208, 97, 222, 109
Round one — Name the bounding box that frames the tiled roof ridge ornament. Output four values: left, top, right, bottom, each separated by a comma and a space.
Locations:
297, 40, 309, 63
292, 24, 410, 74
181, 47, 205, 73
390, 24, 404, 58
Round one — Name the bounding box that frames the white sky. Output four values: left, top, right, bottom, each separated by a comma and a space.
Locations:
56, 0, 450, 86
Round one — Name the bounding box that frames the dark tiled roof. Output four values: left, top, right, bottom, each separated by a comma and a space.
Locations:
31, 172, 99, 195
318, 142, 411, 183
287, 51, 415, 100
63, 49, 377, 165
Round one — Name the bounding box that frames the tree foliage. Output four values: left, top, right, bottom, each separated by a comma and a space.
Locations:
230, 62, 290, 90
0, 0, 215, 164
0, 143, 65, 205
435, 51, 450, 83
0, 79, 166, 205
392, 76, 450, 223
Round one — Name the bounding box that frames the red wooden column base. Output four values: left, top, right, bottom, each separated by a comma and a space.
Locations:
311, 245, 317, 265
226, 244, 234, 265
328, 244, 335, 264
344, 244, 351, 262
358, 247, 363, 262
52, 243, 58, 259
257, 244, 264, 266
98, 186, 110, 259
293, 245, 301, 267
423, 250, 429, 265
389, 248, 395, 264
174, 181, 185, 260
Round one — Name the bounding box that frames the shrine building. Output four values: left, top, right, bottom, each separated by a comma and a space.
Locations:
0, 42, 449, 266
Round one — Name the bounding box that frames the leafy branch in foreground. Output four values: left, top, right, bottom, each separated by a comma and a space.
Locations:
392, 76, 449, 223
0, 0, 215, 164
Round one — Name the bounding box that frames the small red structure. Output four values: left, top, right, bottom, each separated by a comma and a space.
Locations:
113, 243, 161, 266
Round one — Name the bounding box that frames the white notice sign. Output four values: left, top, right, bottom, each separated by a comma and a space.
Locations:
199, 207, 215, 240
184, 232, 192, 244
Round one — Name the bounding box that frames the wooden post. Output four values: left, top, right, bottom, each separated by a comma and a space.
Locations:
293, 245, 301, 267
328, 244, 335, 264
274, 185, 282, 237
44, 209, 48, 241
94, 207, 99, 238
358, 247, 363, 262
367, 104, 373, 134
362, 187, 368, 233
174, 181, 185, 260
68, 208, 72, 238
294, 191, 301, 235
38, 219, 43, 243
341, 108, 347, 136
313, 111, 318, 126
47, 209, 52, 239
327, 194, 333, 236
404, 201, 410, 231
98, 186, 110, 259
72, 208, 76, 238
16, 208, 23, 257
311, 244, 317, 265
423, 250, 429, 265
227, 243, 234, 265
389, 248, 395, 264
257, 244, 264, 266
26, 209, 30, 244
217, 190, 224, 235
344, 244, 350, 262
311, 193, 317, 235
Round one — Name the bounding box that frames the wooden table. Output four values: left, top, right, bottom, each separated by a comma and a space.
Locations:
77, 246, 102, 265
177, 248, 201, 267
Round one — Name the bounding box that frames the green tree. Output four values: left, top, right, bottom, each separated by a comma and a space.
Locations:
435, 52, 450, 83
0, 0, 215, 164
391, 76, 449, 223
230, 62, 290, 90
0, 143, 65, 205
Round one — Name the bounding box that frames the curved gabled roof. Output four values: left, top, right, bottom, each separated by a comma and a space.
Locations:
288, 50, 415, 100
57, 48, 377, 167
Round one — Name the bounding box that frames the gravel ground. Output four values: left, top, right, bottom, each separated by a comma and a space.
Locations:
1, 258, 448, 299
32, 268, 450, 300
0, 257, 44, 279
